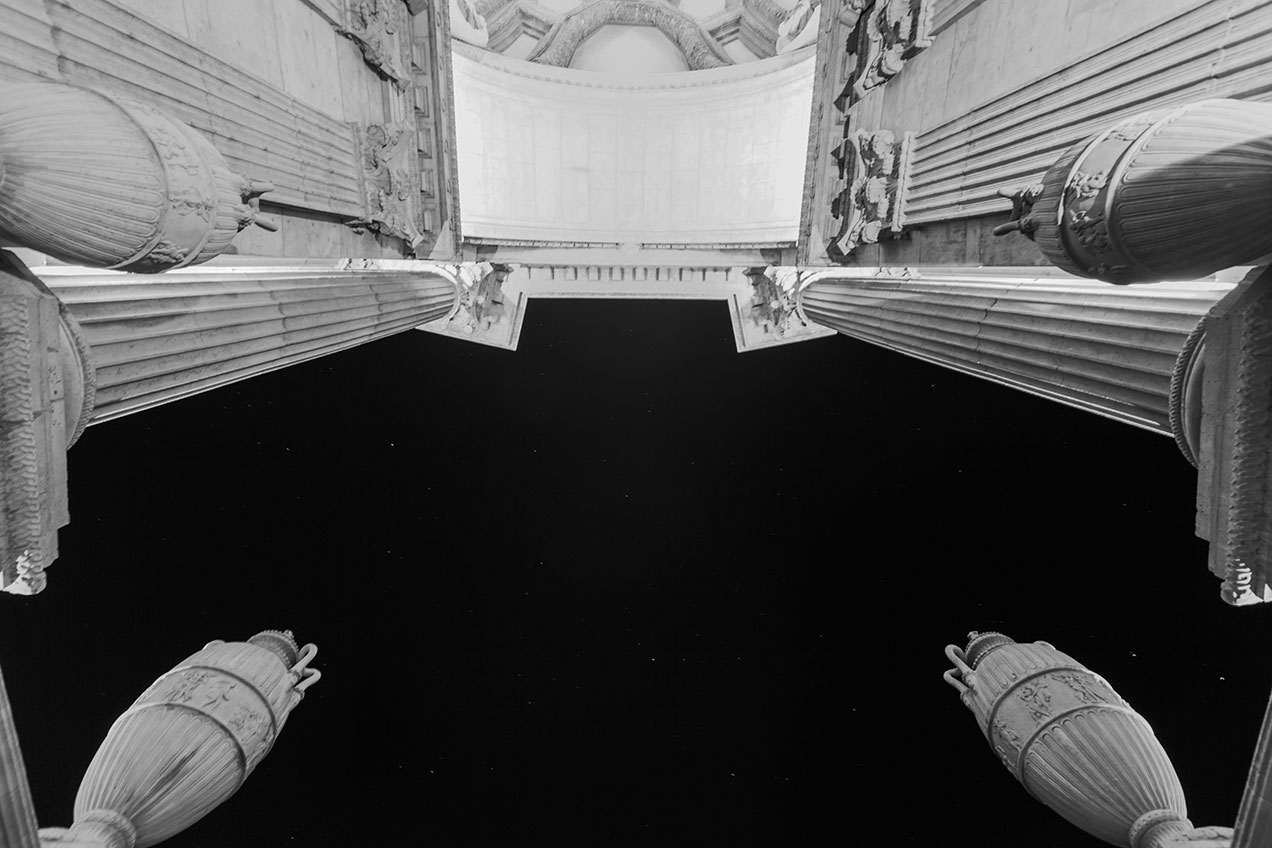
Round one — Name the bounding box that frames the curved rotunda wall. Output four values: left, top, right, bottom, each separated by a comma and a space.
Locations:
451, 43, 815, 247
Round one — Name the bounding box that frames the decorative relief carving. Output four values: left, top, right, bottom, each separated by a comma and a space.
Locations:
828, 129, 914, 262
1017, 680, 1053, 720
775, 0, 821, 53
743, 267, 804, 337
456, 263, 512, 336
419, 262, 521, 349
850, 0, 934, 102
526, 0, 735, 70
351, 123, 426, 251
450, 0, 491, 47
342, 0, 414, 90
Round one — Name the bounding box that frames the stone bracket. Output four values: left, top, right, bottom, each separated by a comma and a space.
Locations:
1195, 266, 1272, 606
338, 0, 414, 91
350, 122, 426, 252
828, 129, 914, 262
847, 0, 934, 103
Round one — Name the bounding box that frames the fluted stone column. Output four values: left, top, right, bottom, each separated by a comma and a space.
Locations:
0, 253, 461, 593
797, 268, 1233, 441
43, 262, 460, 424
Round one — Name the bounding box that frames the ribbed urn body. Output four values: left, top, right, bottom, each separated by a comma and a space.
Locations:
0, 83, 270, 273
1028, 99, 1272, 283
945, 633, 1188, 848
70, 631, 317, 847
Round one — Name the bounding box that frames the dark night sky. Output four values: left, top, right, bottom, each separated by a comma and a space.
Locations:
2, 298, 1269, 846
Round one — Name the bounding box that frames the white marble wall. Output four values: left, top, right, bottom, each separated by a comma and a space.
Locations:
451, 45, 815, 246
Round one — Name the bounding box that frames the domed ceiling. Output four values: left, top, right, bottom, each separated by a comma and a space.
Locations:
451, 0, 815, 73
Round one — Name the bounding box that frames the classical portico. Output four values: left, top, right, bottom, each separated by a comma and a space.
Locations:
2, 0, 1271, 845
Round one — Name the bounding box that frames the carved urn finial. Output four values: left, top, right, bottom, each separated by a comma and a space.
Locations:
944, 632, 1232, 848
0, 82, 277, 273
41, 632, 320, 847
994, 99, 1272, 284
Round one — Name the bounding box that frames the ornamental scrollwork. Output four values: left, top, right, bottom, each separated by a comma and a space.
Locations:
455, 263, 513, 336
744, 267, 805, 337
342, 0, 414, 91
351, 123, 426, 251
828, 129, 913, 261
850, 0, 934, 102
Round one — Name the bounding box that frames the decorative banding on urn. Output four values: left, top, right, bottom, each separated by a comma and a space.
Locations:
997, 99, 1272, 284
0, 83, 276, 274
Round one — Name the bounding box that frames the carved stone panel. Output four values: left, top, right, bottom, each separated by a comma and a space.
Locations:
341, 0, 414, 90
828, 129, 914, 261
849, 0, 934, 102
351, 123, 426, 250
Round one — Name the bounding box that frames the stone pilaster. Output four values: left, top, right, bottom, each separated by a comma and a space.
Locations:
797, 267, 1233, 436
42, 262, 460, 425
1194, 267, 1272, 607
0, 252, 89, 595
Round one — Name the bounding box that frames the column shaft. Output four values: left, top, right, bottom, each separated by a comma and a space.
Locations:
798, 269, 1233, 435
42, 266, 459, 424
0, 660, 39, 848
